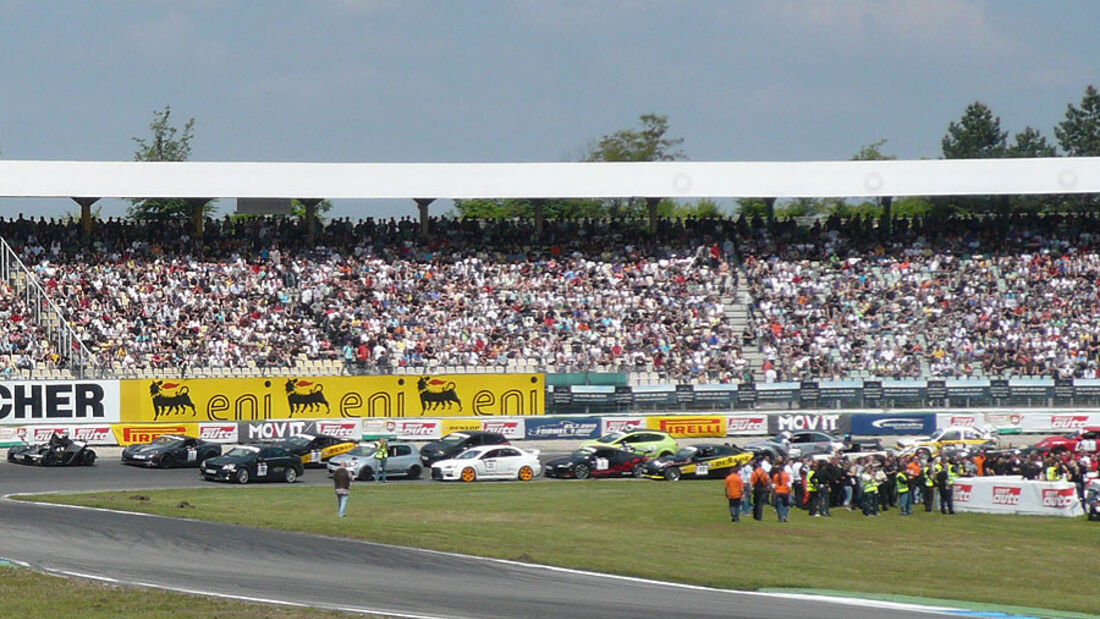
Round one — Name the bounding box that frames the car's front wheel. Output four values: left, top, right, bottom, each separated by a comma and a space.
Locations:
518, 466, 535, 481
284, 467, 298, 483
460, 467, 477, 482
573, 464, 590, 480
357, 466, 374, 482
664, 467, 682, 482
158, 452, 174, 468
235, 468, 250, 484
631, 463, 645, 478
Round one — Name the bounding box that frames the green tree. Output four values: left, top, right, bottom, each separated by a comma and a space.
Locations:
1008, 127, 1056, 158
291, 199, 334, 219
941, 102, 1007, 159
658, 198, 724, 218
583, 113, 685, 163
128, 106, 212, 220
453, 198, 605, 219
1055, 85, 1100, 156
851, 139, 896, 161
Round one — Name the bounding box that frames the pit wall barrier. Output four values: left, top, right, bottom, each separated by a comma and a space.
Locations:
952, 477, 1084, 517
5, 410, 1100, 447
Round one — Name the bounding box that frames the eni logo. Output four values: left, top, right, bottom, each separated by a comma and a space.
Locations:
417, 376, 462, 413
285, 379, 331, 416
149, 381, 197, 421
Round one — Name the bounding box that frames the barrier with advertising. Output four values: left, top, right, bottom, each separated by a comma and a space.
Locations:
361, 418, 443, 441
119, 374, 545, 423
952, 476, 1084, 517
197, 422, 239, 444
18, 425, 116, 446
480, 418, 526, 440
1020, 413, 1100, 434
441, 418, 485, 435
767, 413, 851, 435
112, 423, 199, 446
237, 419, 362, 443
0, 381, 120, 425
725, 414, 768, 436
646, 415, 726, 438
0, 426, 22, 447
852, 413, 935, 435
601, 416, 646, 435
524, 416, 600, 440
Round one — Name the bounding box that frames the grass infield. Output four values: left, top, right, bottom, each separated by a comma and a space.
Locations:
0, 565, 369, 618
23, 480, 1100, 615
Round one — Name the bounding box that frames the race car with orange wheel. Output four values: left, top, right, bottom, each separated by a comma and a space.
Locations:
430, 445, 542, 482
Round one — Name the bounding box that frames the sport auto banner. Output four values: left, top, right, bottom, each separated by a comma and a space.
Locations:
935, 413, 987, 430
601, 416, 646, 435
113, 423, 199, 446
197, 422, 239, 444
480, 418, 525, 440
851, 414, 935, 435
952, 476, 1083, 517
360, 418, 443, 441
767, 413, 851, 435
0, 426, 23, 447
525, 416, 600, 440
646, 415, 726, 438
1018, 413, 1100, 434
119, 373, 545, 422
21, 425, 116, 445
0, 380, 120, 425
724, 414, 768, 436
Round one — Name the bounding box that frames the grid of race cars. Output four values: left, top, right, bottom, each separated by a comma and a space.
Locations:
8, 424, 1097, 501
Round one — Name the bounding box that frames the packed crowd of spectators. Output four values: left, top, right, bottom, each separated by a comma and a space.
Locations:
4, 211, 1100, 383
0, 214, 742, 381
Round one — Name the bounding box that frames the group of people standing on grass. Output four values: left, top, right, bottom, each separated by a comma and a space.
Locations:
724, 447, 1096, 522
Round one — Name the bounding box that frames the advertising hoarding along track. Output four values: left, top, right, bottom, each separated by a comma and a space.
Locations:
120, 374, 545, 422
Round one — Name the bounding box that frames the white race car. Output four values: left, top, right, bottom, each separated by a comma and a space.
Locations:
430, 445, 542, 482
896, 425, 997, 457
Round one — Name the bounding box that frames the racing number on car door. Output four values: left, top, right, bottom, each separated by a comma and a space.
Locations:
187, 448, 197, 462
257, 462, 268, 477
310, 449, 322, 464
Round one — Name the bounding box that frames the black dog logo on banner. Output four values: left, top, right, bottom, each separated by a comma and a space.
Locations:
285, 379, 330, 416
417, 376, 462, 413
149, 381, 197, 420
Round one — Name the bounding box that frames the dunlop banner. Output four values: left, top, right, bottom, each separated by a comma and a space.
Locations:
120, 374, 544, 423
645, 415, 726, 438
113, 423, 198, 446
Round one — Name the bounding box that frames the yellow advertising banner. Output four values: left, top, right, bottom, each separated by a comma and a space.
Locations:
113, 423, 198, 446
441, 418, 484, 435
120, 374, 545, 423
645, 415, 726, 438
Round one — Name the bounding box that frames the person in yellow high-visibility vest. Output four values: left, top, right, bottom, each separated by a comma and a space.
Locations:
896, 467, 912, 516
374, 437, 389, 483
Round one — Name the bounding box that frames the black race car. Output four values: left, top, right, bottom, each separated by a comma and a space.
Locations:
642, 443, 754, 481
121, 434, 222, 468
545, 446, 648, 479
270, 432, 357, 467
201, 445, 304, 484
419, 431, 509, 466
8, 434, 97, 467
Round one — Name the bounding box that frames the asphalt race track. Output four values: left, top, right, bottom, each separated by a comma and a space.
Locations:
0, 460, 954, 618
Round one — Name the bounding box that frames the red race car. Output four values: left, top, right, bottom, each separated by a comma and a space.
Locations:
1033, 427, 1100, 457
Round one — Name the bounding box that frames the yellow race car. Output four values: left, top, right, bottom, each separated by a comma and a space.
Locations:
896, 426, 996, 458
273, 432, 357, 467
641, 443, 754, 481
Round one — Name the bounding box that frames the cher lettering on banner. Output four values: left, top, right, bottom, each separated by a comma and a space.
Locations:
119, 374, 545, 423
0, 381, 121, 424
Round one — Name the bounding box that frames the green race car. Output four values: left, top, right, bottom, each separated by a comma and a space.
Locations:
583, 430, 678, 459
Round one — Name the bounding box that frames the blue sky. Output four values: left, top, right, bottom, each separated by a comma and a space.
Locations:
1, 1, 1098, 219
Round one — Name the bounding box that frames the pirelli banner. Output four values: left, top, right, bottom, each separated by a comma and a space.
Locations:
119, 374, 545, 423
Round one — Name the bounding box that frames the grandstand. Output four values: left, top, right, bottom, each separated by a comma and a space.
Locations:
3, 158, 1100, 385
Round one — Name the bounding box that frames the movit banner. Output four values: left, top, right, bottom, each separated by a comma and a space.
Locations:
0, 381, 120, 424
952, 476, 1083, 517
112, 424, 198, 446
119, 374, 544, 422
646, 415, 726, 438
481, 418, 525, 440
21, 425, 115, 445
601, 416, 646, 435
767, 413, 851, 435
851, 414, 935, 435
724, 415, 768, 436
525, 417, 600, 440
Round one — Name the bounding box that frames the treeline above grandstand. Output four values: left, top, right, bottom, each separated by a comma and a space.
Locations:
2, 212, 1100, 386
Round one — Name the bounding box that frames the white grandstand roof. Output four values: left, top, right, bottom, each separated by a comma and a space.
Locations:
1, 158, 1099, 200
